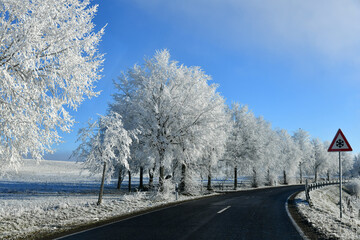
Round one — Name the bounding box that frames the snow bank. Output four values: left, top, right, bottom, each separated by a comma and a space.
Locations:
297, 183, 360, 239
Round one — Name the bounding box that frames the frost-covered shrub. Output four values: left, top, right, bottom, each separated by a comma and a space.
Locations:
184, 171, 202, 195
251, 167, 267, 187
265, 170, 278, 186
346, 178, 360, 197
122, 191, 147, 203
149, 179, 175, 202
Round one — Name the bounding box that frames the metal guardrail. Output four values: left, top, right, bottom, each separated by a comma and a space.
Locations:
305, 179, 349, 205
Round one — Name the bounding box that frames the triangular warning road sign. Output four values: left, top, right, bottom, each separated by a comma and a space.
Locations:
328, 129, 352, 152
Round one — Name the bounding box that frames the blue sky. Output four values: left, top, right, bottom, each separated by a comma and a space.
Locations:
46, 0, 360, 160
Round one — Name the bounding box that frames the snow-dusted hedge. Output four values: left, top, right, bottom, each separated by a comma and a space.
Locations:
346, 178, 360, 197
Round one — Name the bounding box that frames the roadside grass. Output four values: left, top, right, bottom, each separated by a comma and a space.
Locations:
295, 182, 360, 240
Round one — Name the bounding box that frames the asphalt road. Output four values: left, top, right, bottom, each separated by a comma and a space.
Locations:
59, 185, 304, 240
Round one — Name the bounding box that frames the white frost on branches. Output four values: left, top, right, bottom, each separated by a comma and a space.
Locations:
111, 49, 229, 191
0, 0, 104, 169
72, 112, 133, 181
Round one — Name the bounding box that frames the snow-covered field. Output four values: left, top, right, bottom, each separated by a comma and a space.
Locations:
0, 159, 210, 239
297, 182, 360, 239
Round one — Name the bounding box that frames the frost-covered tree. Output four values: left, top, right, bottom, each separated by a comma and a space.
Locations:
73, 112, 132, 180
256, 117, 280, 186
341, 152, 354, 178
0, 0, 104, 169
326, 151, 354, 179
225, 104, 241, 187
181, 105, 229, 192
351, 153, 360, 177
310, 138, 327, 182
225, 106, 301, 187
72, 112, 132, 204
322, 141, 338, 180
225, 104, 260, 188
292, 129, 312, 183
125, 140, 154, 190
276, 129, 300, 184
110, 49, 228, 192
200, 119, 229, 191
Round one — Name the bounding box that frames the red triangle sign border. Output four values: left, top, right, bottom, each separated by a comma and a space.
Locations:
328, 129, 353, 152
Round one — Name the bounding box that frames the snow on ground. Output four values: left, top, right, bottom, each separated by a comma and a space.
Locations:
297, 183, 360, 239
0, 159, 293, 239
0, 159, 216, 239
1, 159, 100, 183
0, 190, 196, 239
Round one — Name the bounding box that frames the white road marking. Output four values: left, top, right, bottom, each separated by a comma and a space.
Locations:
217, 205, 231, 214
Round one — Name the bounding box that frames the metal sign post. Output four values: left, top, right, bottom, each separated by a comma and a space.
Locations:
328, 129, 352, 219
339, 152, 342, 218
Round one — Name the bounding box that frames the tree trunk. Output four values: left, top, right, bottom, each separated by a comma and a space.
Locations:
283, 170, 287, 185
117, 167, 124, 190
159, 166, 164, 191
207, 164, 212, 191
172, 158, 178, 181
207, 174, 212, 191
180, 163, 186, 193
327, 170, 330, 181
128, 170, 131, 192
314, 168, 318, 183
149, 168, 154, 189
234, 166, 238, 190
97, 162, 106, 206
252, 167, 258, 188
267, 169, 271, 186
158, 149, 165, 190
139, 166, 144, 190
299, 162, 303, 184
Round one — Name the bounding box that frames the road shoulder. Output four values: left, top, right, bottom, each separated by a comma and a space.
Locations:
286, 191, 337, 240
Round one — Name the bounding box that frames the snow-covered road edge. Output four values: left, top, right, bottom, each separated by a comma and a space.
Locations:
285, 192, 309, 240
294, 185, 360, 240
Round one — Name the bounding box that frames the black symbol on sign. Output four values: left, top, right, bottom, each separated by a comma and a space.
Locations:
336, 139, 344, 148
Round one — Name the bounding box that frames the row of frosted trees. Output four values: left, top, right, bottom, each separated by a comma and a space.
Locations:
222, 108, 353, 188
73, 49, 354, 194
